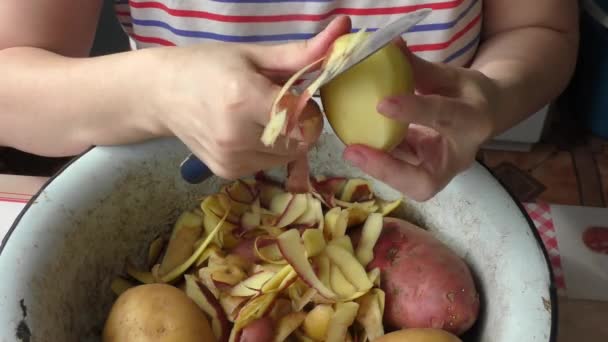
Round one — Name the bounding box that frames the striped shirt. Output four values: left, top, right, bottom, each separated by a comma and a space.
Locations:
113, 0, 482, 66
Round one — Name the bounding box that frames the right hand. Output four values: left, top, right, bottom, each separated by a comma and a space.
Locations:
144, 16, 351, 180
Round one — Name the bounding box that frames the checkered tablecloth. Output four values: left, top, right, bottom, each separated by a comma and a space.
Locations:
523, 202, 567, 293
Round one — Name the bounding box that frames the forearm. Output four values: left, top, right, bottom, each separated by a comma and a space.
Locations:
471, 26, 579, 137
0, 47, 165, 157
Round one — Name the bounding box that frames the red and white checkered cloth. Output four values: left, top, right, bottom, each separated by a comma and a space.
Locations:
523, 202, 566, 292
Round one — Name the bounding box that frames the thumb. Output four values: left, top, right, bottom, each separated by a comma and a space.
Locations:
393, 39, 459, 94
245, 15, 352, 72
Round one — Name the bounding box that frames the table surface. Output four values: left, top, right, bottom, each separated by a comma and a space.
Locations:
0, 174, 606, 342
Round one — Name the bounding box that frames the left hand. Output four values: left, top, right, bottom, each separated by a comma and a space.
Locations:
343, 41, 501, 201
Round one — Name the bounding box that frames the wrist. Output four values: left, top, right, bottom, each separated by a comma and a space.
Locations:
61, 48, 174, 149
123, 47, 174, 138
473, 63, 537, 140
468, 70, 504, 144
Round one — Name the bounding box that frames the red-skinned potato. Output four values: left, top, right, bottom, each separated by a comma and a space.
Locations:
238, 316, 274, 342
367, 218, 480, 335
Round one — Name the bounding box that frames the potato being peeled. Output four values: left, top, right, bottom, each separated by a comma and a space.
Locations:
374, 328, 462, 342
102, 283, 216, 342
320, 32, 414, 151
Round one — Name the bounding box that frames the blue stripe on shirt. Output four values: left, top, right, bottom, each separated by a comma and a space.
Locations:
409, 0, 477, 32
129, 0, 478, 43
132, 19, 317, 41
443, 32, 480, 63
131, 19, 412, 42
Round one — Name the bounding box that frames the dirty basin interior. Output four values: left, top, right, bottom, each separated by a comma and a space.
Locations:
0, 132, 556, 342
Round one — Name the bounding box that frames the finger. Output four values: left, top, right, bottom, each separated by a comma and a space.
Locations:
244, 15, 352, 72
195, 144, 296, 180
400, 124, 449, 171
377, 94, 471, 137
239, 73, 286, 127
391, 138, 422, 166
392, 41, 460, 95
236, 150, 302, 175
180, 135, 237, 180
343, 145, 442, 202
178, 122, 297, 179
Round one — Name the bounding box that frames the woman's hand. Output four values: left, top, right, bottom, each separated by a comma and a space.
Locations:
147, 17, 351, 180
343, 41, 501, 201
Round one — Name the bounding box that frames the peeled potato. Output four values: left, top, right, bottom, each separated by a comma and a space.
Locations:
102, 283, 216, 342
374, 328, 462, 342
320, 32, 414, 151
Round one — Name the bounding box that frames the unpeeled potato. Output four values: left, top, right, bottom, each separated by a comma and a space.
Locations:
374, 328, 462, 342
367, 218, 480, 335
320, 32, 414, 151
102, 283, 216, 342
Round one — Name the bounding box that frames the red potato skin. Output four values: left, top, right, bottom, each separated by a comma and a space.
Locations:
238, 317, 275, 342
367, 218, 480, 336
229, 238, 258, 264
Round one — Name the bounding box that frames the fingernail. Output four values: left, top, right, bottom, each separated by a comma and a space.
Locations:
384, 96, 401, 105
344, 149, 366, 166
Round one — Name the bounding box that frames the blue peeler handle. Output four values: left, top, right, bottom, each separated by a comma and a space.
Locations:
179, 153, 212, 184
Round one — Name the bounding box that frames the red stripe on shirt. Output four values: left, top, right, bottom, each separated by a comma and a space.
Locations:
130, 33, 175, 46
128, 0, 465, 23
409, 12, 480, 52
0, 191, 32, 197
0, 197, 29, 204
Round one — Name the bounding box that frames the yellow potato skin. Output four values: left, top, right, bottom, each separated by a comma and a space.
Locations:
374, 328, 463, 342
320, 32, 414, 151
102, 283, 216, 342
302, 304, 333, 340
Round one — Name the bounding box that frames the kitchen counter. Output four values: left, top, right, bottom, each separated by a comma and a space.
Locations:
558, 297, 608, 341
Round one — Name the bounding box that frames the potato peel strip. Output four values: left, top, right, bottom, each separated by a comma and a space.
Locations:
273, 312, 307, 342
261, 57, 325, 147
355, 213, 384, 267
161, 203, 232, 283
125, 260, 155, 284
230, 292, 280, 342
254, 236, 287, 265
277, 229, 337, 299
108, 171, 400, 342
